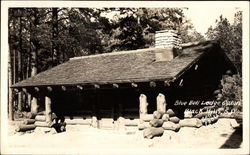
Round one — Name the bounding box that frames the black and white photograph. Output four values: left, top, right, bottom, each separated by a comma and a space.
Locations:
1, 1, 249, 154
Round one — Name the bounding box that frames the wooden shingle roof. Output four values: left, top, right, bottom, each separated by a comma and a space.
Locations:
11, 40, 222, 88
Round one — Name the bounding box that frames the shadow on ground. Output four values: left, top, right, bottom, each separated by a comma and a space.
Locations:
220, 125, 242, 148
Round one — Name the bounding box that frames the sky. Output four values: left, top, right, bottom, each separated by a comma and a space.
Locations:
103, 7, 240, 37
183, 7, 239, 35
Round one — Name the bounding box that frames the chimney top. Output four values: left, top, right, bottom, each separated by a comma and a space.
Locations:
154, 29, 182, 61
155, 29, 181, 49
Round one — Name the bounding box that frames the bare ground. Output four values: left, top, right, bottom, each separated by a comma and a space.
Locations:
4, 118, 242, 154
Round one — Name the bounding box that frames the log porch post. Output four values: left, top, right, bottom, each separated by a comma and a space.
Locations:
17, 91, 23, 111
139, 94, 148, 117
9, 88, 14, 120
156, 93, 167, 113
45, 95, 52, 123
31, 95, 38, 114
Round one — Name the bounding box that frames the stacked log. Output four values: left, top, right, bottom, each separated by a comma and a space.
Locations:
22, 119, 36, 125
162, 121, 180, 131
166, 109, 176, 117
142, 109, 178, 138
35, 115, 46, 121
16, 111, 36, 119
140, 109, 178, 131
35, 121, 54, 127
149, 119, 164, 127
34, 112, 65, 133
153, 111, 163, 119
169, 116, 180, 124
15, 112, 37, 133
141, 108, 207, 138
179, 118, 202, 128
143, 127, 164, 139
15, 124, 36, 132
34, 112, 55, 128
15, 118, 36, 132
162, 114, 170, 121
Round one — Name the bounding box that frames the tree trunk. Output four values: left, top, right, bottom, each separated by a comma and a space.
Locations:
13, 49, 16, 84
17, 16, 23, 112
30, 8, 39, 113
31, 8, 38, 76
8, 47, 14, 121
26, 49, 31, 78
52, 8, 59, 66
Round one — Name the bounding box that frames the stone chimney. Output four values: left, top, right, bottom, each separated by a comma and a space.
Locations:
154, 29, 182, 61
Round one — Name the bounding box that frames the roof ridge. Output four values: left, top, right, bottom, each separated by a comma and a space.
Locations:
69, 40, 217, 61
70, 48, 156, 60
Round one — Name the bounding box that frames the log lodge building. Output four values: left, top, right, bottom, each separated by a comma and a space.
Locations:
11, 30, 236, 130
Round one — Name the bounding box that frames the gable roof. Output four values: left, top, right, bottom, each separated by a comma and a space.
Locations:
11, 40, 224, 88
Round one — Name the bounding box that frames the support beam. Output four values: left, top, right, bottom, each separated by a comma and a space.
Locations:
131, 83, 138, 88
77, 85, 83, 90
179, 79, 183, 87
94, 84, 100, 89
34, 87, 39, 92
14, 88, 20, 93
194, 64, 199, 70
61, 85, 67, 91
45, 96, 52, 123
164, 81, 171, 87
22, 88, 27, 93
47, 86, 53, 92
112, 83, 119, 88
156, 93, 167, 113
149, 81, 156, 87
